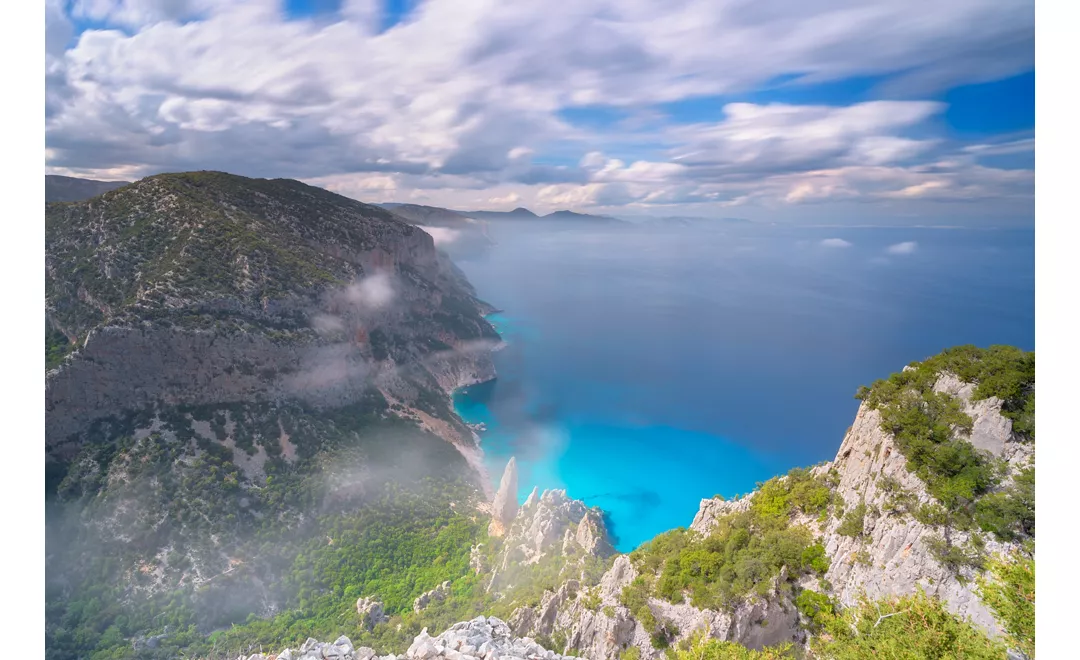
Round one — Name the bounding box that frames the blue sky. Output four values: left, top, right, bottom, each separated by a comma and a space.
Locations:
45, 0, 1034, 225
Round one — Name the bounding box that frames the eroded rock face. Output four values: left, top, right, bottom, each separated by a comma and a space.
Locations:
414, 581, 452, 613
357, 597, 389, 630
689, 495, 753, 535
816, 399, 1023, 636
932, 373, 1014, 457
487, 489, 615, 594
684, 379, 1031, 640
508, 553, 801, 660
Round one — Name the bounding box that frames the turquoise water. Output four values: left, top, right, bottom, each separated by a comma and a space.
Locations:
452, 223, 1034, 552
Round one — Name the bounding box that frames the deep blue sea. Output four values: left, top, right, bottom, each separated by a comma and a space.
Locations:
451, 222, 1035, 551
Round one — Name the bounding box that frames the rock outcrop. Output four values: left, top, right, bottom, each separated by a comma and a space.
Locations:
356, 597, 389, 630
686, 372, 1031, 640
487, 488, 615, 594
488, 457, 519, 537
414, 581, 452, 613
814, 385, 1027, 636
262, 616, 576, 660
507, 553, 801, 660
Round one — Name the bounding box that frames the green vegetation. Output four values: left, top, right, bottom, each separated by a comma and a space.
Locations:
975, 466, 1035, 542
856, 345, 1035, 543
979, 549, 1035, 658
624, 468, 836, 633
924, 533, 987, 576
809, 590, 1007, 659
45, 321, 75, 370
836, 502, 867, 538
45, 399, 489, 660
669, 631, 794, 659
794, 589, 837, 632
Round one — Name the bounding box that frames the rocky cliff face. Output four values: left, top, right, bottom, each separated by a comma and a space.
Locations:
687, 370, 1032, 642
45, 171, 499, 460
814, 373, 1029, 636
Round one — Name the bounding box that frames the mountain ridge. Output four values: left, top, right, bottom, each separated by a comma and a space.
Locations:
46, 174, 131, 202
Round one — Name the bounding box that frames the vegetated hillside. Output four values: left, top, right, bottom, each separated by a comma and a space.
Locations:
44, 172, 503, 660
45, 174, 130, 202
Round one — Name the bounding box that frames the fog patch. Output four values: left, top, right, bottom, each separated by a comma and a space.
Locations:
418, 225, 461, 246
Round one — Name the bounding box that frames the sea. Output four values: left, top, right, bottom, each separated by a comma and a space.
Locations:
449, 221, 1035, 551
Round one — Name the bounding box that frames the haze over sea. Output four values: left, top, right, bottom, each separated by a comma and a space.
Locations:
451, 221, 1034, 551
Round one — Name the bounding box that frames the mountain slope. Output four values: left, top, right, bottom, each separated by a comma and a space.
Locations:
46, 171, 499, 455
45, 171, 507, 660
45, 174, 130, 202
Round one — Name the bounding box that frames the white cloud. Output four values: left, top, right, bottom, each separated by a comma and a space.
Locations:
487, 192, 521, 205
820, 238, 853, 248
44, 0, 1034, 220
886, 241, 918, 255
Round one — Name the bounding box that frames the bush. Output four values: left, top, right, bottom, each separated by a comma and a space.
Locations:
924, 533, 986, 574
811, 590, 1006, 659
795, 589, 836, 632
979, 550, 1035, 658
628, 469, 836, 614
836, 502, 866, 538
975, 466, 1035, 541
670, 631, 794, 659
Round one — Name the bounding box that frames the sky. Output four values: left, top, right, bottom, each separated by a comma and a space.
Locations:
44, 0, 1035, 225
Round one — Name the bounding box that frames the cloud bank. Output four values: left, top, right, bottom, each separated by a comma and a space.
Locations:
44, 0, 1034, 223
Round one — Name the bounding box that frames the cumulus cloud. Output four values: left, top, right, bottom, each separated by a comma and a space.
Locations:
820, 238, 853, 248
44, 0, 1034, 220
887, 241, 918, 255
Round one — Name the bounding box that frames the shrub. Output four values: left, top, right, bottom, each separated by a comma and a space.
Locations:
670, 631, 794, 659
979, 550, 1035, 658
975, 466, 1035, 541
795, 589, 836, 631
811, 590, 1007, 659
836, 502, 866, 538
924, 533, 986, 574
